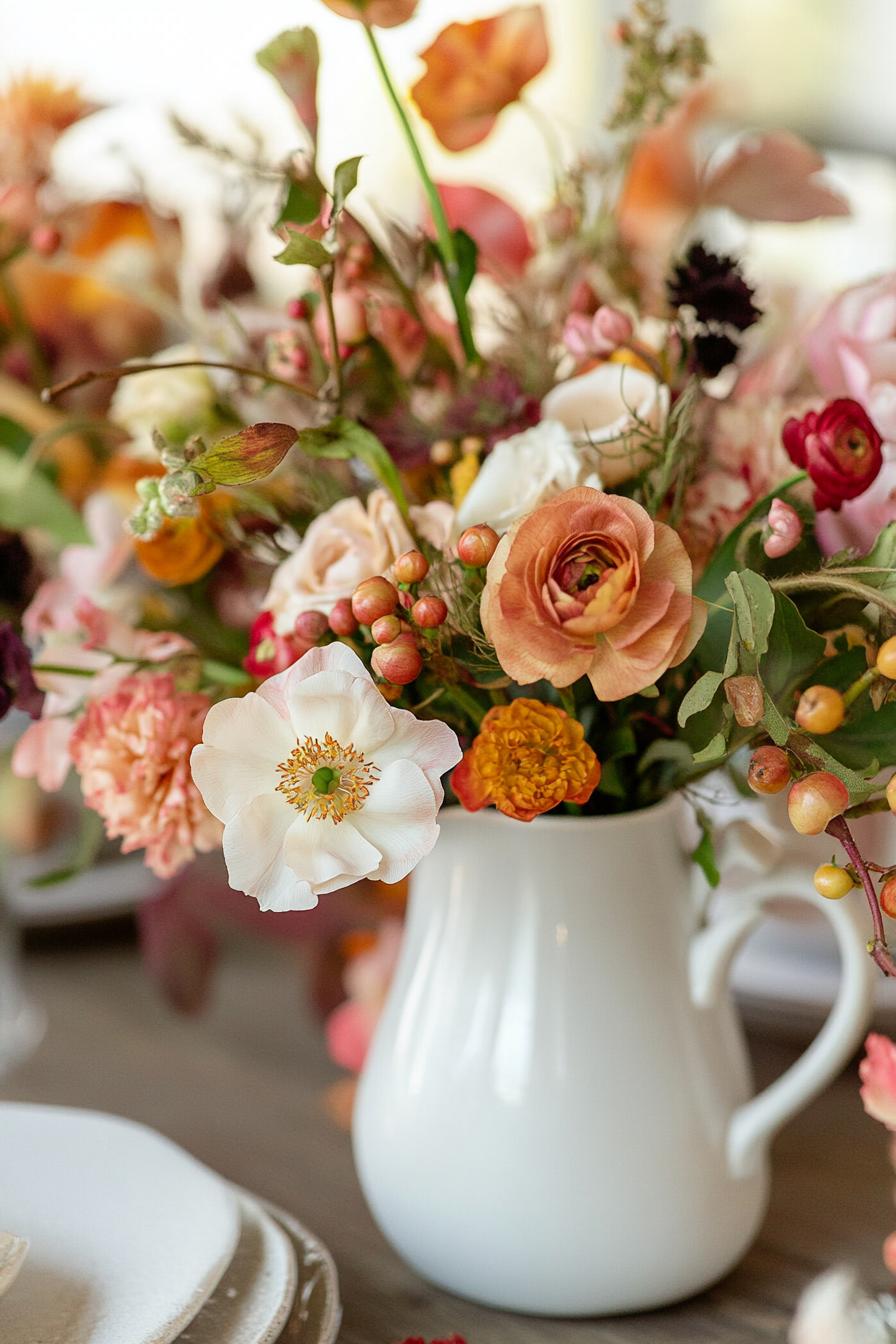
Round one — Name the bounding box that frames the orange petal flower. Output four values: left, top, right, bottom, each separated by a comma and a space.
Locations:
0, 76, 93, 183
135, 501, 226, 587
412, 6, 549, 152
321, 0, 418, 26
452, 699, 600, 822
481, 487, 706, 701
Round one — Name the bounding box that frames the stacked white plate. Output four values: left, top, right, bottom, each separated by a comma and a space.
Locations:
0, 1105, 340, 1344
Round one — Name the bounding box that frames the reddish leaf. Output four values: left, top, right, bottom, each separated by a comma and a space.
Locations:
704, 131, 850, 223
198, 423, 297, 486
257, 28, 320, 143
436, 183, 533, 277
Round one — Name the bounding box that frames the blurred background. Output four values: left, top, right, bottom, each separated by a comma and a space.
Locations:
3, 0, 896, 296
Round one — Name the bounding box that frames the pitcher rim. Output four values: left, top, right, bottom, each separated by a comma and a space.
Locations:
437, 791, 682, 833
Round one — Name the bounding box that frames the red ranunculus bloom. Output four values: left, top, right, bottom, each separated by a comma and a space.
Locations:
782, 398, 883, 511
243, 610, 311, 679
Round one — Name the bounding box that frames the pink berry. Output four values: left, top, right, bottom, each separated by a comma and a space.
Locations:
787, 771, 850, 836
294, 610, 328, 643
29, 223, 61, 257
371, 614, 402, 645
328, 599, 358, 637
371, 641, 423, 685
286, 297, 309, 321
412, 595, 448, 628
393, 549, 429, 584
457, 524, 499, 568
351, 576, 399, 626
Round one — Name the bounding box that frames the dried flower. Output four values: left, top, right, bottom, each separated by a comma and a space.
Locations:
412, 6, 549, 152
453, 699, 600, 822
783, 399, 884, 512
70, 674, 221, 878
482, 488, 705, 700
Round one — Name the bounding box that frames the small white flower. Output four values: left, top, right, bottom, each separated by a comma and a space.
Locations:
454, 420, 600, 536
541, 363, 669, 487
790, 1269, 892, 1344
109, 343, 219, 453
190, 644, 461, 911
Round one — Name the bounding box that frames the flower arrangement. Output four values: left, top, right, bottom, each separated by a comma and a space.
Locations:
5, 0, 896, 988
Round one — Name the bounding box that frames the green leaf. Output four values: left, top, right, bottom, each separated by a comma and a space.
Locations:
276, 176, 322, 228
760, 592, 826, 702
0, 447, 88, 543
761, 691, 792, 746
725, 570, 775, 660
452, 228, 478, 296
195, 423, 297, 485
697, 473, 808, 604
297, 418, 409, 519
257, 27, 320, 142
824, 702, 896, 772
678, 670, 726, 727
0, 416, 32, 458
201, 659, 251, 686
332, 155, 362, 217
692, 732, 728, 765
638, 739, 694, 775
274, 231, 332, 268
691, 814, 720, 888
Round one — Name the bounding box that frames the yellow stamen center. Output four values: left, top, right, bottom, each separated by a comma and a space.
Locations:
276, 733, 379, 824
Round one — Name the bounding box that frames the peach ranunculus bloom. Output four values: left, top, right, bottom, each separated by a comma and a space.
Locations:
804, 274, 896, 444
320, 0, 417, 26
263, 488, 414, 635
859, 1033, 896, 1131
481, 487, 706, 700
412, 5, 549, 152
70, 673, 221, 878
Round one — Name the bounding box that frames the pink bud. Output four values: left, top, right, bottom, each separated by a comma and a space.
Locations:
294, 610, 329, 643
29, 223, 61, 257
591, 305, 634, 356
562, 314, 595, 360
763, 499, 803, 559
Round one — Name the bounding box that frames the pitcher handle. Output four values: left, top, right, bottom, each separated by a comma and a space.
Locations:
689, 865, 875, 1180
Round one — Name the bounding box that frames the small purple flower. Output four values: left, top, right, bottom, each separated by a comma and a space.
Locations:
0, 622, 44, 721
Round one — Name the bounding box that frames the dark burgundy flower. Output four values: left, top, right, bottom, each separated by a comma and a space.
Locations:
783, 398, 883, 511
0, 622, 44, 721
692, 331, 740, 378
442, 366, 540, 449
0, 531, 38, 610
667, 243, 761, 331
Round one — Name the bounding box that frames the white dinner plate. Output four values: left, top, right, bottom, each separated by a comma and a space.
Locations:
0, 1104, 240, 1344
258, 1200, 341, 1344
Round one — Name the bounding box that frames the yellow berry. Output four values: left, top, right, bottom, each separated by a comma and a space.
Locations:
813, 864, 854, 900
887, 774, 896, 815
795, 684, 845, 735
788, 772, 849, 835
877, 636, 896, 680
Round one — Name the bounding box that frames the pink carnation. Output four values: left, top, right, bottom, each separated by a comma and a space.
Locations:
70, 674, 221, 878
859, 1032, 896, 1130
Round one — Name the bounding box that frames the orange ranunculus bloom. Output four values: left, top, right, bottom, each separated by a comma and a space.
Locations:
481, 487, 706, 701
135, 500, 226, 587
412, 5, 549, 152
452, 699, 600, 822
0, 75, 93, 184
321, 0, 417, 26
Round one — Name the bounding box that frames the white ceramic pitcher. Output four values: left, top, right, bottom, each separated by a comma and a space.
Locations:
353, 796, 875, 1317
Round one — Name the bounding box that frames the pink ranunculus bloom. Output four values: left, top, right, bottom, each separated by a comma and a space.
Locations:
805, 274, 896, 443
859, 1032, 896, 1130
70, 673, 221, 879
325, 918, 404, 1073
763, 498, 803, 559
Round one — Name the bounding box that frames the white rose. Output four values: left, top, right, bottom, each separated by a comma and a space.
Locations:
109, 343, 218, 453
264, 488, 414, 634
454, 420, 599, 536
541, 363, 669, 487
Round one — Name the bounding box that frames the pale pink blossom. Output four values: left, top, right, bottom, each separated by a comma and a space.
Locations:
70, 673, 221, 879
562, 306, 634, 361
263, 489, 414, 635
764, 499, 804, 558
325, 919, 404, 1072
814, 456, 896, 557
805, 275, 896, 443
11, 716, 75, 792
859, 1033, 896, 1131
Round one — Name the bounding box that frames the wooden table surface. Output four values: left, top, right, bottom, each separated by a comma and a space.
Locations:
2, 927, 892, 1344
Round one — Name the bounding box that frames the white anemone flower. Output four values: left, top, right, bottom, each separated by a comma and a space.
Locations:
190, 644, 461, 911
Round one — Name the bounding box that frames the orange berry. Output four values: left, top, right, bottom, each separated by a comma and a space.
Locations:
747, 746, 791, 795
351, 576, 399, 626
328, 599, 358, 636
877, 636, 896, 680
371, 614, 402, 645
787, 771, 850, 835
813, 864, 854, 900
411, 595, 448, 628
887, 774, 896, 815
884, 1232, 896, 1276
457, 524, 499, 568
795, 685, 845, 734
881, 877, 896, 919
371, 640, 423, 685
393, 550, 429, 584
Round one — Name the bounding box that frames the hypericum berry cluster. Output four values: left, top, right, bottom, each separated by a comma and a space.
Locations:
348, 549, 454, 688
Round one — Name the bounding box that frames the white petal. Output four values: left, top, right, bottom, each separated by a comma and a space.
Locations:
374, 709, 462, 806
222, 793, 316, 911
285, 642, 369, 688
283, 814, 382, 893
352, 759, 441, 884
285, 670, 395, 753
190, 744, 278, 824
200, 690, 293, 758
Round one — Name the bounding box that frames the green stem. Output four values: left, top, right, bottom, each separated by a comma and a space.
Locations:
319, 266, 344, 410
842, 666, 881, 710
437, 681, 487, 730
771, 573, 896, 621
363, 24, 479, 366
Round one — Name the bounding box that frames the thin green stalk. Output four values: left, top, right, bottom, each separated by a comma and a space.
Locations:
771, 573, 896, 621
319, 266, 344, 410
363, 24, 479, 366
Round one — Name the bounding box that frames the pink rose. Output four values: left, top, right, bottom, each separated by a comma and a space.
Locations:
806, 274, 896, 442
